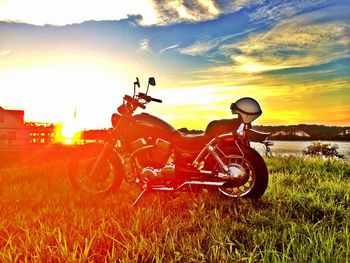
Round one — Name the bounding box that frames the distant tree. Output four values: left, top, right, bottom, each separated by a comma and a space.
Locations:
303, 141, 345, 159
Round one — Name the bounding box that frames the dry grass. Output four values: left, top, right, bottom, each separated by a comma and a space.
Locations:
0, 156, 349, 262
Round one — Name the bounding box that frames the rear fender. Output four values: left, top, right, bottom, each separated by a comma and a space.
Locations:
246, 128, 270, 142
193, 133, 244, 168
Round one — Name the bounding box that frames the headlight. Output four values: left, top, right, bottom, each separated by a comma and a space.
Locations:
111, 113, 120, 127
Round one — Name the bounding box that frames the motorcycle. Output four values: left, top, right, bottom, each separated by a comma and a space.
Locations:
69, 77, 273, 206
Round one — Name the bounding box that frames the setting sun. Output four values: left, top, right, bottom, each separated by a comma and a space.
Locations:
0, 59, 129, 129
54, 118, 82, 144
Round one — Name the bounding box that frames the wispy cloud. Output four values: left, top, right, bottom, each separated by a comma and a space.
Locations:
179, 37, 224, 56
150, 0, 266, 26
250, 0, 329, 22
0, 50, 11, 56
159, 44, 179, 54
150, 0, 220, 25
138, 38, 150, 53
179, 29, 257, 56
220, 12, 350, 74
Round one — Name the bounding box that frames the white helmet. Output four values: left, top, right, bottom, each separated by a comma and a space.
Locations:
230, 97, 262, 124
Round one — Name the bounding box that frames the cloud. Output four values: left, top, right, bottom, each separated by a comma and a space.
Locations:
150, 0, 265, 26
0, 0, 158, 26
0, 50, 11, 56
159, 44, 179, 54
250, 0, 329, 22
179, 29, 257, 56
0, 0, 342, 29
138, 39, 150, 53
0, 0, 261, 26
150, 0, 220, 25
221, 12, 350, 73
179, 37, 224, 56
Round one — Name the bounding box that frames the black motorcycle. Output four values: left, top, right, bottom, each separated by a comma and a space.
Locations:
69, 77, 272, 206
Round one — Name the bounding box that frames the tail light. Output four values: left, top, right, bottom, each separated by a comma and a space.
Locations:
222, 137, 235, 142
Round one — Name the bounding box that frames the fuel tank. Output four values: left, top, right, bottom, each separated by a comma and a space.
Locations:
132, 113, 176, 140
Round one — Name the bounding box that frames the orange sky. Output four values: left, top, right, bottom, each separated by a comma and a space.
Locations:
1, 0, 349, 132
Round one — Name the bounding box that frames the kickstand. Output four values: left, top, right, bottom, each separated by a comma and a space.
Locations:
132, 188, 148, 207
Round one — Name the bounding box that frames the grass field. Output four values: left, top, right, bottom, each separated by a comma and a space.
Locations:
0, 156, 349, 262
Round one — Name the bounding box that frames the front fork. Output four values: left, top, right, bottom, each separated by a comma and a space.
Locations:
88, 144, 109, 179
88, 137, 123, 179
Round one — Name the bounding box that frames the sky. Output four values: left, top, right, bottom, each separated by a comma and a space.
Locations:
0, 0, 349, 131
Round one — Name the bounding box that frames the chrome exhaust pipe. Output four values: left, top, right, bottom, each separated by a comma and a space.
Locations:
133, 181, 226, 206
177, 181, 226, 190
150, 181, 226, 191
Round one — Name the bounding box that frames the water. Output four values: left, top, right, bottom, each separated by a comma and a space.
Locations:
251, 140, 350, 158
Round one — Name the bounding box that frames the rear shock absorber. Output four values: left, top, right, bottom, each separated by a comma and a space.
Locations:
208, 146, 229, 173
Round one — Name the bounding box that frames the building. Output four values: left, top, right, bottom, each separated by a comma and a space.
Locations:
339, 129, 350, 136
26, 122, 56, 144
272, 129, 311, 138
0, 106, 28, 147
0, 107, 57, 147
294, 130, 311, 137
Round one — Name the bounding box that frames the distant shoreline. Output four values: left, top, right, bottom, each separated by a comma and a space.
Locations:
178, 124, 350, 141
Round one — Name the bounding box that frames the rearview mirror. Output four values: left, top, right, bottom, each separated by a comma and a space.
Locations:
148, 77, 156, 86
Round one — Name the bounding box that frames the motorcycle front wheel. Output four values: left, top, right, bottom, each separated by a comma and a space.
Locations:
68, 144, 124, 195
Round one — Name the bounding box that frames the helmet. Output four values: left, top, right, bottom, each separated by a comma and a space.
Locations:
230, 97, 262, 124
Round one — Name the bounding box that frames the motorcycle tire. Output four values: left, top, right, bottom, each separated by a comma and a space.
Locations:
68, 143, 124, 196
204, 142, 268, 199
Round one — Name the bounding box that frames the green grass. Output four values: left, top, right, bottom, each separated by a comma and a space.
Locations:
0, 156, 349, 262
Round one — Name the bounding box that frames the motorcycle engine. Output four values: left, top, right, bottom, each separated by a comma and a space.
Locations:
131, 138, 175, 179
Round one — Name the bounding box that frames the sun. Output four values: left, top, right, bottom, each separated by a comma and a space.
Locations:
1, 59, 128, 131
55, 119, 82, 144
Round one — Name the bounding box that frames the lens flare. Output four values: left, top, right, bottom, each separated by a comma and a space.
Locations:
55, 121, 82, 144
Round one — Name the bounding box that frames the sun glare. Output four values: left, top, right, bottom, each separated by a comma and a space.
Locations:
55, 120, 82, 144
0, 0, 158, 26
0, 61, 126, 130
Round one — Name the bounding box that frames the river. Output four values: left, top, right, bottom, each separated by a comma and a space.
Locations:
251, 140, 350, 158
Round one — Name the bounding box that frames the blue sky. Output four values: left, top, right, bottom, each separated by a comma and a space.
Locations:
0, 0, 349, 129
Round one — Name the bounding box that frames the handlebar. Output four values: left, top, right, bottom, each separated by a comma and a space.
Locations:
138, 92, 162, 103
120, 86, 161, 114
151, 97, 162, 103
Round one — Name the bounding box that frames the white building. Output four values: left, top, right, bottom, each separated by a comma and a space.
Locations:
272, 129, 311, 137
294, 130, 311, 137
0, 107, 28, 147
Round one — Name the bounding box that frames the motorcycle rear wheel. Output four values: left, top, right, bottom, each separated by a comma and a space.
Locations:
68, 144, 124, 195
206, 143, 268, 199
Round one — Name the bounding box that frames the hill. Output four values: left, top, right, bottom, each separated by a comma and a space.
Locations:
178, 124, 350, 141
253, 124, 350, 141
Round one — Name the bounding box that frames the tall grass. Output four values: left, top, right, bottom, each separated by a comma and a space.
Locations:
0, 156, 349, 262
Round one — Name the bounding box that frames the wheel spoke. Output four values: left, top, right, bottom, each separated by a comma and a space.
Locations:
218, 156, 256, 198
75, 158, 115, 194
